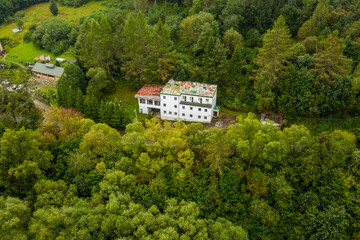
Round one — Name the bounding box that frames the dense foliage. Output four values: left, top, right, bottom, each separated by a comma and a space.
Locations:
2, 0, 360, 239
1, 110, 360, 239
47, 0, 359, 117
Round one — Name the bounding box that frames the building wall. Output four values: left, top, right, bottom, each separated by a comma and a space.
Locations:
138, 90, 217, 123
137, 97, 161, 114
160, 94, 180, 121
178, 105, 212, 123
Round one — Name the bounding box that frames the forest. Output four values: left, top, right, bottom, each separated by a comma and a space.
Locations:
1, 0, 360, 239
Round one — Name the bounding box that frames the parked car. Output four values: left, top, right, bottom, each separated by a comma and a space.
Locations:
18, 84, 24, 89
12, 84, 17, 90
3, 81, 10, 86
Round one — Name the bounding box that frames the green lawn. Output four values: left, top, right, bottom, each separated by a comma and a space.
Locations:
5, 42, 74, 63
1, 1, 105, 63
106, 84, 151, 122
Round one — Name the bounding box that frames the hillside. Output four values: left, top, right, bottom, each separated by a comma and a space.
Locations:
0, 1, 105, 62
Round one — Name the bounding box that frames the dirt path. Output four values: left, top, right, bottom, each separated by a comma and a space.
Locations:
33, 99, 50, 112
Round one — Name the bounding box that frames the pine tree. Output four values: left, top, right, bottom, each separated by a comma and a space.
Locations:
254, 15, 292, 111
203, 37, 228, 84
74, 89, 84, 112
298, 0, 330, 40
122, 12, 152, 88
255, 15, 292, 86
309, 30, 350, 82
149, 20, 176, 83
49, 0, 58, 16
83, 96, 100, 122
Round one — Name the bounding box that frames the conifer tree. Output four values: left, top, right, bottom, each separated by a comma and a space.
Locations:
255, 15, 292, 85
254, 15, 292, 111
309, 30, 350, 82
83, 96, 100, 122
74, 89, 84, 112
122, 12, 152, 88
49, 0, 58, 16
298, 0, 330, 39
203, 37, 228, 84
149, 19, 176, 83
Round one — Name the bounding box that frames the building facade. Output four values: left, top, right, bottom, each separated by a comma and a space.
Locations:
135, 80, 219, 123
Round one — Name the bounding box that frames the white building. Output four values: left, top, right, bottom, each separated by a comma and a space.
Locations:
135, 80, 219, 123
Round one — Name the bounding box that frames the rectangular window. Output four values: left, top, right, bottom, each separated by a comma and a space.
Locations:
182, 113, 185, 116
204, 116, 207, 120
198, 116, 201, 119
182, 106, 185, 109
155, 101, 160, 106
147, 100, 153, 105
169, 111, 172, 115
190, 107, 193, 110
163, 96, 166, 99
190, 114, 193, 118
206, 99, 209, 102
174, 105, 177, 108
199, 98, 202, 103
174, 97, 177, 100
163, 103, 166, 107
198, 108, 201, 111
205, 109, 208, 112
175, 112, 177, 115
183, 96, 187, 101
140, 99, 145, 104
164, 111, 166, 114
190, 97, 194, 102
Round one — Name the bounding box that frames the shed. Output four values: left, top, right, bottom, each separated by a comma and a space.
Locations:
56, 58, 66, 62
12, 28, 22, 33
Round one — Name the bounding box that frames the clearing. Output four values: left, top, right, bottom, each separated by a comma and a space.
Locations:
0, 1, 105, 62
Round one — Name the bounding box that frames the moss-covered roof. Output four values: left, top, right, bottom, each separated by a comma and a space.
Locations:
32, 62, 64, 77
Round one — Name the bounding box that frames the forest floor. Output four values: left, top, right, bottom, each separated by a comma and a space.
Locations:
0, 1, 105, 63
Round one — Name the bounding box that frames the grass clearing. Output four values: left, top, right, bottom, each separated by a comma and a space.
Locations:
1, 1, 105, 62
106, 83, 151, 122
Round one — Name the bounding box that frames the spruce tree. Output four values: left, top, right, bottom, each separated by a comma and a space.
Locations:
149, 20, 176, 83
255, 15, 292, 85
49, 0, 58, 16
309, 30, 350, 82
122, 12, 152, 88
203, 37, 228, 85
254, 15, 292, 111
298, 0, 330, 40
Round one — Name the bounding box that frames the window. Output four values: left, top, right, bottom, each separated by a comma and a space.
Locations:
190, 107, 193, 110
182, 113, 185, 116
155, 101, 160, 106
174, 97, 177, 100
163, 96, 166, 99
147, 100, 153, 105
182, 106, 185, 109
190, 97, 194, 102
183, 96, 187, 101
199, 98, 202, 103
204, 116, 207, 120
206, 99, 209, 102
163, 103, 166, 107
198, 116, 201, 119
175, 112, 177, 115
169, 111, 172, 115
205, 109, 208, 112
190, 114, 193, 118
198, 108, 201, 111
174, 105, 177, 108
163, 111, 166, 114
140, 99, 145, 104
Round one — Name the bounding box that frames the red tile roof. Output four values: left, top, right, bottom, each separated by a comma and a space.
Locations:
135, 84, 165, 97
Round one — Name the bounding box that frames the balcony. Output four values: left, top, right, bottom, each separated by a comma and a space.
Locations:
180, 101, 212, 108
